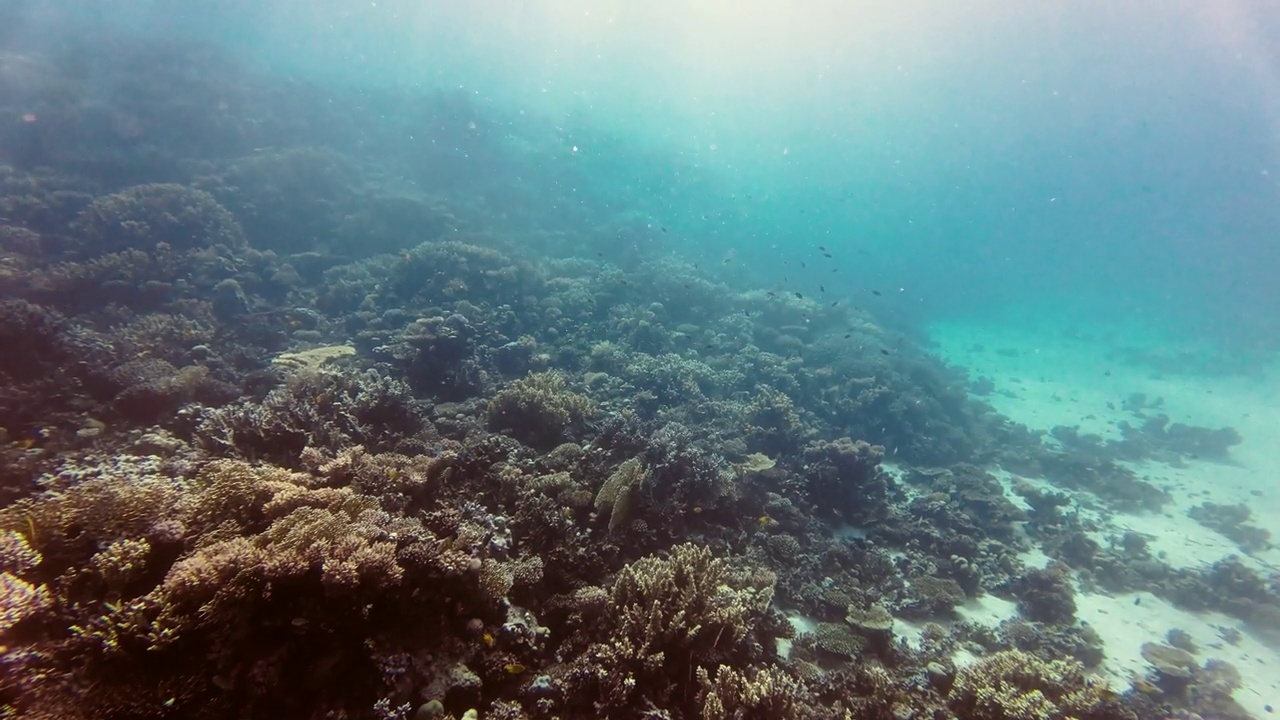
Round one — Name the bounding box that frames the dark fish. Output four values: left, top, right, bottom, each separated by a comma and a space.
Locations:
880, 349, 890, 355
871, 290, 882, 296
830, 301, 838, 307
819, 285, 825, 292
661, 227, 667, 233
823, 252, 833, 258
818, 245, 826, 251
794, 292, 803, 299
843, 333, 852, 338
801, 261, 807, 268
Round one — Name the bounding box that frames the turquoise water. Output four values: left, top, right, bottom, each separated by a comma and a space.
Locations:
4, 1, 1279, 717
20, 0, 1278, 348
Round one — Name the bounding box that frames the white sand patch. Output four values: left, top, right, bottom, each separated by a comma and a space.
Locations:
1077, 591, 1280, 719
778, 611, 819, 659
893, 617, 930, 653
929, 318, 1280, 718
955, 593, 1020, 629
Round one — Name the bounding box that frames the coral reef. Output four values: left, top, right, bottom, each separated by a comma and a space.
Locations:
0, 34, 1266, 720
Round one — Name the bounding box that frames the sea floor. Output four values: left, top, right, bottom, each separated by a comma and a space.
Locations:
928, 318, 1280, 719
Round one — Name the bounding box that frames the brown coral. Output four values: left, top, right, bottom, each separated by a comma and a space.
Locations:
556, 544, 781, 716
594, 456, 648, 533
487, 371, 594, 449
73, 183, 246, 255
948, 649, 1108, 720
0, 571, 50, 633
697, 664, 806, 720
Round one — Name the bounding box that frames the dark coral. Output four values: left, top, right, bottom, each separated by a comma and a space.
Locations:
800, 437, 893, 524
73, 183, 246, 256
1012, 563, 1078, 625
191, 365, 434, 467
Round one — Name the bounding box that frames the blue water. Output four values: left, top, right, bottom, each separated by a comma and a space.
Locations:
4, 1, 1280, 717
13, 0, 1277, 353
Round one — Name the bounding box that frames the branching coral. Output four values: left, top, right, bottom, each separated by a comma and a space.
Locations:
557, 544, 780, 715
742, 385, 805, 456
948, 649, 1108, 720
0, 454, 514, 717
0, 571, 50, 634
192, 365, 433, 466
73, 183, 246, 255
487, 371, 594, 449
697, 664, 806, 720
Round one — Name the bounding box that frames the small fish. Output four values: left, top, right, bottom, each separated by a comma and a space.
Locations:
880, 349, 890, 355
823, 252, 833, 258
830, 301, 838, 307
504, 663, 526, 674
871, 289, 882, 296
482, 632, 495, 647
800, 261, 807, 268
757, 515, 774, 527
17, 438, 36, 449
660, 227, 667, 233
818, 245, 827, 251
844, 333, 852, 338
691, 506, 703, 514
794, 292, 803, 299
819, 285, 825, 292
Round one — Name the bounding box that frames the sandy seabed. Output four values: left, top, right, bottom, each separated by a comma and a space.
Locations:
929, 319, 1280, 720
